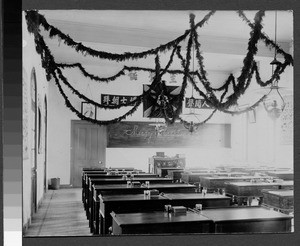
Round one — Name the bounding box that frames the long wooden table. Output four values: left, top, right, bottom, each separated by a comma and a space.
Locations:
199, 176, 270, 190
98, 193, 230, 235
262, 189, 294, 214
156, 167, 184, 178
160, 193, 231, 208
111, 211, 213, 235
201, 207, 293, 233
84, 176, 171, 221
266, 171, 294, 180
167, 169, 185, 181
83, 173, 158, 213
181, 172, 248, 184
111, 206, 293, 235
85, 177, 173, 219
91, 183, 196, 234
225, 181, 294, 205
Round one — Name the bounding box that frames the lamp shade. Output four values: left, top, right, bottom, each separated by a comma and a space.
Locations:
263, 86, 286, 120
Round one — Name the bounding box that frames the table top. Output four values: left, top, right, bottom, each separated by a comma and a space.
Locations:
201, 176, 261, 181
227, 181, 293, 187
198, 172, 248, 176
263, 189, 294, 197
100, 193, 168, 202
266, 171, 293, 175
90, 177, 173, 182
94, 183, 196, 190
161, 193, 229, 200
157, 167, 184, 170
100, 192, 229, 202
87, 173, 158, 178
111, 211, 211, 226
200, 207, 293, 222
167, 169, 185, 173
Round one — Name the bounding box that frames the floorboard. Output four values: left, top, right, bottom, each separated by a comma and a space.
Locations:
24, 188, 92, 237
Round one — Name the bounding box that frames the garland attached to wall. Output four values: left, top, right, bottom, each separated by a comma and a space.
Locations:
25, 10, 293, 126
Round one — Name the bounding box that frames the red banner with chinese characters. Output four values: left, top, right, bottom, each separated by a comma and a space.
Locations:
101, 94, 137, 106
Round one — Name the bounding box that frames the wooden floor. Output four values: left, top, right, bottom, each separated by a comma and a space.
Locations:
24, 188, 92, 237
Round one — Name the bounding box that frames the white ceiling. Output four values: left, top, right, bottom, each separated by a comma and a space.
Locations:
38, 10, 293, 72
40, 10, 293, 41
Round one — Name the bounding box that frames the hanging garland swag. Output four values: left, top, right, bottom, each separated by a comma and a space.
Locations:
25, 10, 293, 126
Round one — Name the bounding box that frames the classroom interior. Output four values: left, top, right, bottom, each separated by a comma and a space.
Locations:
22, 10, 294, 236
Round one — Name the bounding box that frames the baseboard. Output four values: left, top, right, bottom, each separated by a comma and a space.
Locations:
59, 184, 73, 189
38, 197, 43, 209
22, 218, 31, 235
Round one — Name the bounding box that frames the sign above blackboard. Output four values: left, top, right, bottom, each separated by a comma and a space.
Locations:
107, 121, 231, 148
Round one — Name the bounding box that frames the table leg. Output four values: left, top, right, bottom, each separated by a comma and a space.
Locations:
248, 197, 253, 206
99, 215, 104, 235
94, 201, 100, 235
90, 197, 95, 233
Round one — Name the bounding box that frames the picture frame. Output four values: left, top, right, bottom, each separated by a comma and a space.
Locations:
81, 102, 97, 119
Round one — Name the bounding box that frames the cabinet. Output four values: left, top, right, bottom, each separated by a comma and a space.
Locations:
148, 156, 186, 175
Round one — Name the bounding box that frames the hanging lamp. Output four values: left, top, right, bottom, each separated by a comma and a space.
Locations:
263, 11, 286, 120
180, 43, 202, 133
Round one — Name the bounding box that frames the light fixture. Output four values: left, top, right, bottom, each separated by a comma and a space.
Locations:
263, 11, 286, 120
263, 82, 286, 120
180, 43, 202, 133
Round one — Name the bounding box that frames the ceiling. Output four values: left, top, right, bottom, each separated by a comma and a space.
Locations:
38, 10, 293, 72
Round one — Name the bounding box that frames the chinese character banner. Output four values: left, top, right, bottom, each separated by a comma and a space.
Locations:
185, 97, 212, 109
101, 94, 138, 106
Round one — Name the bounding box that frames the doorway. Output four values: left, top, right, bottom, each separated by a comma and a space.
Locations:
70, 120, 107, 187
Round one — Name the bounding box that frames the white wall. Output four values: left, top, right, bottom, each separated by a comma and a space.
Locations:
47, 44, 293, 184
230, 57, 293, 168
106, 147, 233, 172
47, 60, 234, 182
22, 13, 49, 228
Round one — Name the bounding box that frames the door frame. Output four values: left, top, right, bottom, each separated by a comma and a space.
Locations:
44, 97, 48, 193
30, 68, 38, 215
70, 120, 107, 186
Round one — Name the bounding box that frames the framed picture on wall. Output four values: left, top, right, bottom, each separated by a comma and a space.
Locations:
81, 102, 97, 119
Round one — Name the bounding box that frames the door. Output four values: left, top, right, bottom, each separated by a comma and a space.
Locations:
71, 120, 107, 187
44, 97, 48, 193
30, 69, 37, 215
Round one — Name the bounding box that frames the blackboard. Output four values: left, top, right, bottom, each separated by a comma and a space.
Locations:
107, 121, 231, 148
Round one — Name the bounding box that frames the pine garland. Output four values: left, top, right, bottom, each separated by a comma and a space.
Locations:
53, 70, 143, 125
25, 9, 294, 126
163, 14, 195, 124
25, 10, 215, 62
57, 63, 126, 83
